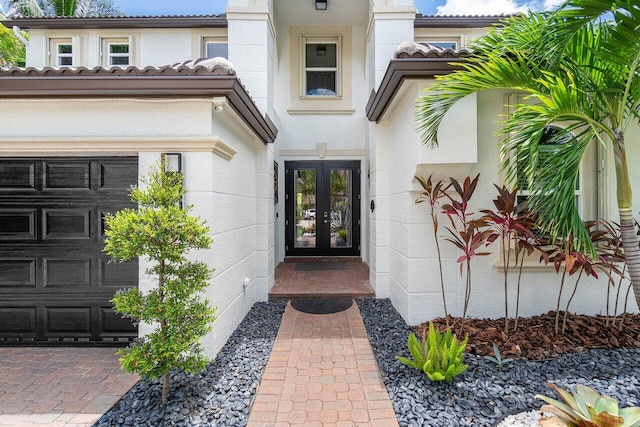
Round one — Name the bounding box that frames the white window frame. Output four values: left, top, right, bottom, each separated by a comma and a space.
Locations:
100, 37, 131, 68
515, 126, 586, 217
48, 38, 73, 67
496, 94, 599, 269
415, 35, 462, 50
300, 35, 341, 98
504, 94, 596, 221
201, 36, 228, 59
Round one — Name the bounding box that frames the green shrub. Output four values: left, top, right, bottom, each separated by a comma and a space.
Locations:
396, 322, 469, 382
536, 383, 640, 427
105, 163, 217, 405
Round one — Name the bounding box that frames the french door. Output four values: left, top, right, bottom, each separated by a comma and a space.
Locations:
285, 161, 360, 256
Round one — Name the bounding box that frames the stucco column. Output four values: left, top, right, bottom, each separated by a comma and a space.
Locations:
226, 0, 277, 300
226, 0, 276, 117
366, 0, 415, 298
367, 0, 416, 90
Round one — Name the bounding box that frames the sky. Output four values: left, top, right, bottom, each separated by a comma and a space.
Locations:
108, 0, 564, 17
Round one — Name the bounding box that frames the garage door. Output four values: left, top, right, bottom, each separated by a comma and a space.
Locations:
0, 157, 138, 345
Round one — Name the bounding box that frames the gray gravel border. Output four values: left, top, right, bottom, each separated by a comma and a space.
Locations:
94, 300, 287, 427
94, 297, 640, 426
356, 298, 640, 427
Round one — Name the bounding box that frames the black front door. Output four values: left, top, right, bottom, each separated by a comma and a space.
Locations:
285, 161, 360, 256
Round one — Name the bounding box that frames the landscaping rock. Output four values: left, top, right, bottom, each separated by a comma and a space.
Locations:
94, 300, 287, 427
356, 298, 640, 427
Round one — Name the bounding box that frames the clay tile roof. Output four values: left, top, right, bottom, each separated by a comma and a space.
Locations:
414, 14, 510, 28
1, 14, 227, 29
394, 41, 472, 59
0, 58, 236, 78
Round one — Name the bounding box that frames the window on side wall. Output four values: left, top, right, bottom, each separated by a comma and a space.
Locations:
301, 36, 340, 97
516, 126, 589, 220
202, 37, 228, 59
49, 38, 73, 67
495, 94, 599, 268
102, 38, 130, 67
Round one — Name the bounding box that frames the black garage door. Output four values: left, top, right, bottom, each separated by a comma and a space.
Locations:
0, 157, 138, 345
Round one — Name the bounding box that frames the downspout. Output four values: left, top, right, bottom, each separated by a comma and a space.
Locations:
12, 26, 28, 46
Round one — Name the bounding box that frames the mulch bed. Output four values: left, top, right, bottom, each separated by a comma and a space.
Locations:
414, 312, 640, 360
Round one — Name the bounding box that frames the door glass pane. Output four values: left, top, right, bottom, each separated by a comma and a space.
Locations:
330, 169, 352, 248
294, 169, 316, 248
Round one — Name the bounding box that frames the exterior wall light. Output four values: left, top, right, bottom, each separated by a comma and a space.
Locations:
315, 0, 327, 10
162, 152, 182, 173
213, 96, 227, 113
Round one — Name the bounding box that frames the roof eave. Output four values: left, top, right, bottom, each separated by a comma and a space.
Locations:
366, 58, 464, 123
0, 74, 276, 144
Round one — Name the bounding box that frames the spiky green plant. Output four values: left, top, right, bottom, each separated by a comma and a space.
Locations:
396, 322, 469, 382
536, 383, 640, 427
483, 342, 514, 370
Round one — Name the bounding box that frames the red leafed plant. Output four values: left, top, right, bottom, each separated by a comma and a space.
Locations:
415, 174, 452, 326
442, 174, 496, 334
481, 184, 537, 333
540, 225, 613, 335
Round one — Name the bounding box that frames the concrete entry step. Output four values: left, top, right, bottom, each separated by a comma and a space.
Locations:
269, 257, 375, 300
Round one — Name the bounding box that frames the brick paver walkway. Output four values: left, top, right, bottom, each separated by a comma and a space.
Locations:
248, 301, 398, 427
0, 347, 139, 426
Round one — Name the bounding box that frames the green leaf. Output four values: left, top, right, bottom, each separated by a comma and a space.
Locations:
620, 407, 640, 427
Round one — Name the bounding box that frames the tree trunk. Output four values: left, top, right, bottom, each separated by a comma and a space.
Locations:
162, 371, 170, 404
613, 136, 640, 311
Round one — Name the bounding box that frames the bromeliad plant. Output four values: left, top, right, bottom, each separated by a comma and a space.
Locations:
536, 383, 640, 427
104, 163, 217, 405
415, 174, 451, 326
396, 322, 469, 382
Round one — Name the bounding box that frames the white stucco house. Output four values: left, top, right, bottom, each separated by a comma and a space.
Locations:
0, 0, 638, 356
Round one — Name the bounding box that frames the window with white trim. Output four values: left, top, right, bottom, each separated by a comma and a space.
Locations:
202, 37, 228, 59
516, 126, 585, 213
415, 35, 462, 50
101, 38, 130, 67
301, 36, 340, 97
49, 38, 73, 67
426, 41, 458, 50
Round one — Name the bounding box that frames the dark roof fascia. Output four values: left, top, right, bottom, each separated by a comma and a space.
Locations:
1, 15, 227, 29
366, 58, 464, 123
414, 15, 506, 28
0, 73, 276, 144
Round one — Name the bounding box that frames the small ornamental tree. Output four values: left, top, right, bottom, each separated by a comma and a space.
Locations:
104, 163, 217, 405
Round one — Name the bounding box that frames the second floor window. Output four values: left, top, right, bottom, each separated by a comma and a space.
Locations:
302, 36, 340, 97
49, 39, 73, 67
203, 38, 228, 59
102, 39, 130, 67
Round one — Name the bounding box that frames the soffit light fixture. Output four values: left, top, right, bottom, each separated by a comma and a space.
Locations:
315, 0, 327, 10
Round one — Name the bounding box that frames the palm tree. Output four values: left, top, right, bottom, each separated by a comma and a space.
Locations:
6, 0, 121, 17
415, 1, 640, 308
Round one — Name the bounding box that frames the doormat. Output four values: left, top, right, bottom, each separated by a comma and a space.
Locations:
291, 298, 353, 314
295, 262, 347, 271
